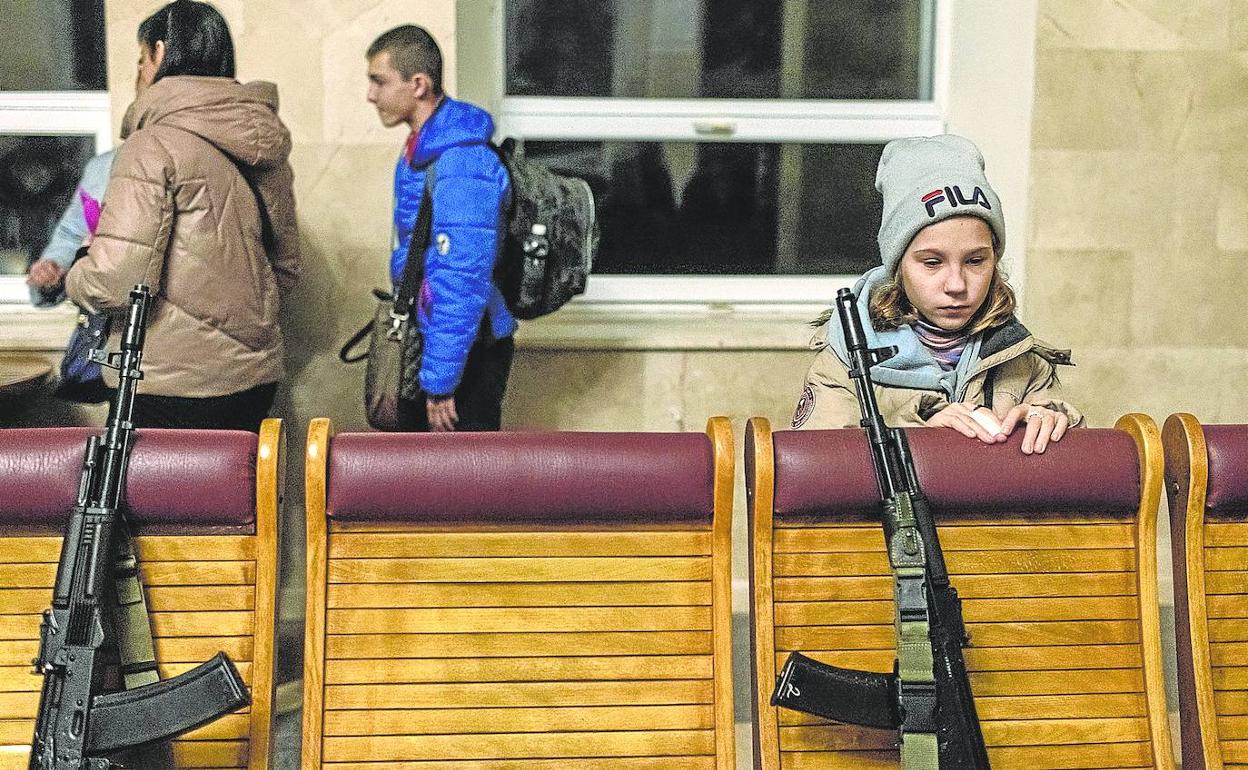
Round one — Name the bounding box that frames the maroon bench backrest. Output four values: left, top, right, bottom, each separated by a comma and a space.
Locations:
766, 427, 1140, 517
1204, 424, 1248, 516
0, 428, 257, 529
325, 431, 714, 525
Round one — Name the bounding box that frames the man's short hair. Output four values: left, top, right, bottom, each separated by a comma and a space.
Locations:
368, 25, 443, 96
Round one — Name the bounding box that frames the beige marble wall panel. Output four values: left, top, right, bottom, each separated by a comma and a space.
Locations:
1073, 347, 1248, 426
1031, 50, 1143, 150
502, 350, 685, 431
1218, 152, 1248, 249
234, 2, 325, 140
1141, 53, 1248, 151
1235, 2, 1248, 48
1132, 249, 1248, 350
321, 1, 457, 145
105, 2, 154, 133
1023, 249, 1132, 349
1038, 0, 1230, 51
1029, 149, 1220, 251
1030, 147, 1238, 350
290, 143, 395, 265
501, 348, 812, 434
1034, 48, 1248, 153
678, 350, 811, 433
1031, 1, 1248, 432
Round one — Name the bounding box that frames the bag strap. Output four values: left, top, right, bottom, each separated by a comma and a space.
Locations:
381, 177, 433, 344
394, 174, 434, 313
338, 177, 433, 363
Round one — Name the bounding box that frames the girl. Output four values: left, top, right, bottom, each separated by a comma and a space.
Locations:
66, 0, 299, 431
793, 135, 1080, 454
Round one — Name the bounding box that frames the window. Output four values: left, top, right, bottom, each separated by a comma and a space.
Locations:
498, 0, 947, 303
0, 0, 110, 305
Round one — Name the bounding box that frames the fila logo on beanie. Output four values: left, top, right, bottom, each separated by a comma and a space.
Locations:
920, 185, 992, 217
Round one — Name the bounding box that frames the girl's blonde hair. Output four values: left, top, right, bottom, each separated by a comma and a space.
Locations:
868, 263, 1016, 335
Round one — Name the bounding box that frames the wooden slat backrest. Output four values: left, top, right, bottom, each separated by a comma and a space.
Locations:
747, 414, 1174, 770
1164, 414, 1248, 769
0, 420, 282, 770
302, 417, 736, 769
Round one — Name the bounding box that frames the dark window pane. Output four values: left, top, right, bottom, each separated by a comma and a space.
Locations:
0, 0, 107, 90
506, 0, 929, 100
0, 135, 96, 275
524, 140, 884, 276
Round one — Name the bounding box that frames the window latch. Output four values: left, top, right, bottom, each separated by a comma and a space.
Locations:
693, 120, 737, 137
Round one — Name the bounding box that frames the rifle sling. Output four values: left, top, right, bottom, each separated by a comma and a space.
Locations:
888, 494, 941, 768
110, 521, 177, 769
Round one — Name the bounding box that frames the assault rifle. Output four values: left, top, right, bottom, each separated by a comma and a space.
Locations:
770, 287, 990, 769
29, 285, 250, 770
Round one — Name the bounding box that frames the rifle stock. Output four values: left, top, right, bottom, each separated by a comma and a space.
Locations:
29, 285, 251, 770
770, 287, 990, 769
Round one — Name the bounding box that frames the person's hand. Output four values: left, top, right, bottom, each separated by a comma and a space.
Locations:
999, 404, 1069, 455
426, 394, 458, 432
926, 402, 1007, 444
26, 259, 66, 290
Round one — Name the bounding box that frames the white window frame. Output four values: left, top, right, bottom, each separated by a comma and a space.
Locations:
494, 0, 951, 305
0, 91, 113, 306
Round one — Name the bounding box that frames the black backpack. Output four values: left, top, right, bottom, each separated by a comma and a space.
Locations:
491, 138, 598, 319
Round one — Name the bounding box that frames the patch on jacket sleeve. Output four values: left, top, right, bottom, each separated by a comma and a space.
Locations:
792, 385, 815, 429
435, 232, 451, 255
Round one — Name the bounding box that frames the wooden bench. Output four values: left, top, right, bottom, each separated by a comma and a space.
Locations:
747, 414, 1174, 769
0, 421, 282, 770
1164, 414, 1248, 769
301, 417, 736, 769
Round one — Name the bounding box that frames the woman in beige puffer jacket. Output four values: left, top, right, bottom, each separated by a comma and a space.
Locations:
66, 0, 298, 431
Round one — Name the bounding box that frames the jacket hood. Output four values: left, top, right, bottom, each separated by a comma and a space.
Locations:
121, 76, 291, 169
410, 96, 494, 167
817, 265, 982, 398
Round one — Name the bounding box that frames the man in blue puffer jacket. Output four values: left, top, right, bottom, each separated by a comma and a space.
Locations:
367, 25, 517, 431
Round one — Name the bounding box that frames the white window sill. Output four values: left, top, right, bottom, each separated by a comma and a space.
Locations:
3, 298, 829, 354
514, 300, 827, 351
0, 302, 77, 351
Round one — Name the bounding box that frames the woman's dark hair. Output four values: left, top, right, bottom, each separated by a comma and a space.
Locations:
138, 0, 235, 81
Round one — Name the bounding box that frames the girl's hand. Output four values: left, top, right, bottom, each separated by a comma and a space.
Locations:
926, 402, 1008, 444
999, 404, 1069, 455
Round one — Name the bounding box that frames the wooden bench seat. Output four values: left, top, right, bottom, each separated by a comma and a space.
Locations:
301, 417, 736, 769
747, 414, 1174, 769
0, 421, 282, 769
1165, 414, 1248, 769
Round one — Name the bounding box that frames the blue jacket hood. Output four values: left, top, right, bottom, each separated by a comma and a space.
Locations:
819, 266, 982, 399
411, 97, 495, 168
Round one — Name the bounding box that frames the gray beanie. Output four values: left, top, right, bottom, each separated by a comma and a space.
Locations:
875, 134, 1005, 275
